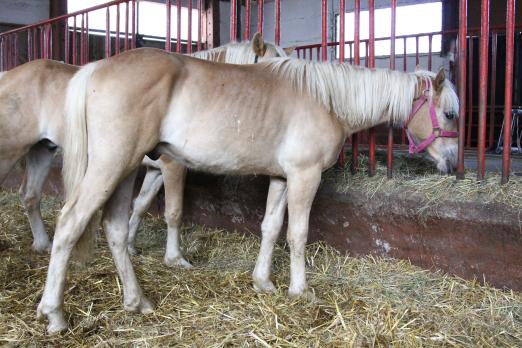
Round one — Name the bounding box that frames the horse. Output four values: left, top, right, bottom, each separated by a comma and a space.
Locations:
0, 33, 287, 256
37, 47, 459, 333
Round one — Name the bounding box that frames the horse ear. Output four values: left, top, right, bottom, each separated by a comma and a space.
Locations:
283, 46, 295, 56
434, 68, 446, 92
252, 32, 267, 57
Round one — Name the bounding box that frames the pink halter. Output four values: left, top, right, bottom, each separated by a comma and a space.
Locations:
404, 83, 459, 154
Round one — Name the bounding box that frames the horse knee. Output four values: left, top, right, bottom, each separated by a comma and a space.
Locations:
164, 208, 182, 226
22, 194, 40, 211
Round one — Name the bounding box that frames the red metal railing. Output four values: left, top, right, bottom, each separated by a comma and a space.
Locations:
0, 0, 518, 184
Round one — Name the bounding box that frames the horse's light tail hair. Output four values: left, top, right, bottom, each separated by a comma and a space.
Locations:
63, 61, 99, 264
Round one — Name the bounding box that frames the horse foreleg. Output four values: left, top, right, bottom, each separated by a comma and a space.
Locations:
20, 145, 54, 253
128, 166, 163, 255
286, 167, 322, 297
252, 177, 287, 293
103, 170, 154, 314
160, 158, 190, 268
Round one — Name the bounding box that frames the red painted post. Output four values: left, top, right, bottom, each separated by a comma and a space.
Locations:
72, 16, 77, 65
489, 33, 498, 149
257, 0, 264, 35
166, 0, 172, 51
275, 0, 281, 45
85, 13, 89, 63
338, 0, 346, 167
456, 0, 468, 179
64, 21, 69, 63
176, 0, 181, 52
244, 0, 251, 40
321, 0, 327, 61
105, 7, 111, 58
368, 0, 376, 177
502, 0, 515, 184
188, 0, 192, 53
387, 0, 397, 179
466, 38, 474, 148
230, 0, 237, 41
116, 4, 120, 55
477, 0, 489, 180
125, 1, 129, 51
351, 0, 361, 175
197, 0, 203, 51
132, 0, 136, 49
428, 35, 433, 70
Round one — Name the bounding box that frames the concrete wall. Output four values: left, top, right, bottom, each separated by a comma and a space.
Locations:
0, 0, 50, 26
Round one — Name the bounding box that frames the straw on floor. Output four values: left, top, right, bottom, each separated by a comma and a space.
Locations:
0, 189, 521, 347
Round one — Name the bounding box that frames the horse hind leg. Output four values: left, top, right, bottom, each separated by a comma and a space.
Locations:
252, 177, 287, 293
160, 158, 190, 268
128, 166, 163, 255
103, 169, 153, 314
19, 144, 54, 253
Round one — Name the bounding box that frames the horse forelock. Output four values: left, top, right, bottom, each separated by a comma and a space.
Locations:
261, 58, 423, 128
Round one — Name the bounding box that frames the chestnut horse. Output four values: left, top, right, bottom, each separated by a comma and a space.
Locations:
37, 48, 459, 333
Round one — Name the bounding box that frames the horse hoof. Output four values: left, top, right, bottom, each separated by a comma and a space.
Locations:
124, 297, 154, 314
36, 303, 68, 334
253, 280, 276, 293
288, 287, 315, 301
164, 256, 193, 269
32, 240, 52, 254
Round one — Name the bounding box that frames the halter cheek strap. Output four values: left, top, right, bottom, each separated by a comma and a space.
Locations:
404, 91, 459, 154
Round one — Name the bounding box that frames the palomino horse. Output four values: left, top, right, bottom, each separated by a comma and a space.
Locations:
37, 48, 459, 333
0, 33, 286, 256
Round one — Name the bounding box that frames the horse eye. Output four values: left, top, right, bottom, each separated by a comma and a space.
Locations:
445, 112, 456, 120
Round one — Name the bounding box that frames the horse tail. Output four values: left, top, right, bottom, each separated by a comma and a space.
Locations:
62, 61, 99, 264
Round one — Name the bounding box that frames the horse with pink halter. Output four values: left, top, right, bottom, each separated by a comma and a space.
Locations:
0, 33, 287, 257
36, 46, 459, 333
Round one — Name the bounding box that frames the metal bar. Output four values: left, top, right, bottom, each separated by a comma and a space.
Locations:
415, 36, 419, 66
85, 13, 89, 63
257, 0, 264, 35
322, 0, 328, 61
403, 37, 407, 72
428, 35, 433, 70
244, 0, 251, 40
64, 21, 69, 63
297, 48, 300, 59
116, 4, 120, 55
477, 0, 489, 180
230, 0, 237, 41
177, 0, 181, 52
166, 0, 171, 51
351, 0, 361, 175
275, 0, 281, 45
106, 6, 111, 58
13, 33, 18, 67
368, 0, 376, 177
125, 2, 129, 51
489, 33, 498, 149
338, 0, 346, 167
72, 16, 77, 65
467, 38, 474, 148
80, 14, 84, 64
502, 0, 515, 184
387, 0, 397, 179
198, 0, 203, 50
132, 0, 136, 49
456, 0, 468, 179
188, 0, 192, 53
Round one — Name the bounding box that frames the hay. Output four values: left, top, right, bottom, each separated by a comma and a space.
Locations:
324, 151, 522, 213
1, 189, 521, 347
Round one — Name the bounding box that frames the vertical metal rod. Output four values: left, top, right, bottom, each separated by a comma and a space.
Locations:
33, 28, 37, 60
428, 35, 433, 70
28, 29, 33, 61
64, 21, 69, 63
502, 0, 515, 184
351, 0, 361, 175
85, 13, 89, 63
403, 37, 407, 72
456, 0, 468, 179
13, 33, 18, 67
177, 0, 182, 52
477, 0, 489, 180
387, 0, 397, 179
166, 0, 172, 51
72, 16, 77, 65
116, 4, 120, 55
188, 0, 192, 53
257, 0, 264, 35
244, 0, 251, 40
368, 0, 376, 177
125, 1, 129, 51
297, 48, 300, 59
105, 7, 111, 58
337, 0, 346, 167
415, 36, 419, 66
198, 0, 203, 50
467, 38, 474, 148
275, 0, 281, 45
321, 0, 328, 61
80, 14, 85, 64
132, 0, 136, 49
489, 33, 498, 149
230, 0, 237, 41
349, 42, 353, 64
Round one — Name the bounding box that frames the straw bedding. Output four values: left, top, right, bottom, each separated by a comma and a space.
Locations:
0, 189, 521, 347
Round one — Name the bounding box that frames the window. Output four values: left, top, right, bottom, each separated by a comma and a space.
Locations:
67, 0, 199, 42
336, 2, 442, 58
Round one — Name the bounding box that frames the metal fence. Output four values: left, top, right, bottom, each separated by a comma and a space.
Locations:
0, 0, 519, 184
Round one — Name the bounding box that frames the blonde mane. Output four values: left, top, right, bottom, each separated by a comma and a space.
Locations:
261, 58, 459, 128
191, 40, 288, 64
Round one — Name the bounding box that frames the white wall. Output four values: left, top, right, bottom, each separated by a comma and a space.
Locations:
0, 0, 50, 25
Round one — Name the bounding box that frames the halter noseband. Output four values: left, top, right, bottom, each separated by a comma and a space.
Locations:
404, 82, 458, 154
